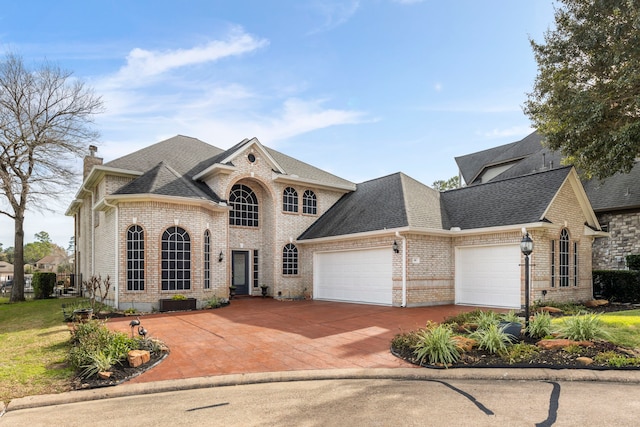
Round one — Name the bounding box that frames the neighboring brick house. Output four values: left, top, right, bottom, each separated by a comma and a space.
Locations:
67, 135, 603, 311
455, 131, 639, 271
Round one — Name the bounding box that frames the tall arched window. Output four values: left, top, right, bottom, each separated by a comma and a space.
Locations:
203, 230, 211, 290
559, 228, 570, 287
303, 190, 317, 215
161, 226, 191, 291
283, 243, 298, 275
127, 225, 144, 291
283, 187, 298, 212
229, 184, 259, 227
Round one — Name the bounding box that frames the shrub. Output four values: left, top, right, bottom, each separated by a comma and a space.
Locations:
557, 313, 611, 341
594, 351, 640, 368
626, 254, 640, 271
501, 311, 521, 323
413, 323, 460, 367
69, 320, 138, 375
527, 312, 554, 339
592, 270, 640, 303
171, 294, 187, 301
474, 311, 501, 331
469, 323, 513, 355
206, 295, 221, 308
442, 309, 485, 326
504, 343, 539, 364
32, 272, 57, 299
80, 351, 119, 379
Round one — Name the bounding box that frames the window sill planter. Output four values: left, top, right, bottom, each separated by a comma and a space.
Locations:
159, 298, 197, 312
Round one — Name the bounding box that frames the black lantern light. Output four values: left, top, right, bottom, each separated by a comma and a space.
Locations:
392, 240, 399, 253
520, 230, 534, 333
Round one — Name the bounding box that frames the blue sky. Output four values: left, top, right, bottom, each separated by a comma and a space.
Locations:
0, 0, 556, 249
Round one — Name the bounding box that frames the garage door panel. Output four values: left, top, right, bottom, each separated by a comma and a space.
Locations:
456, 245, 521, 308
315, 248, 392, 305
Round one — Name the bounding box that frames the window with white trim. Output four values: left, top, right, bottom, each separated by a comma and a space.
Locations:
204, 230, 211, 290
161, 226, 191, 291
282, 244, 298, 275
229, 184, 259, 227
303, 190, 317, 215
127, 225, 144, 291
283, 187, 298, 212
559, 229, 570, 287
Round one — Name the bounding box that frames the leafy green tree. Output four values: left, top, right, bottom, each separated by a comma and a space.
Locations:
0, 54, 103, 302
524, 0, 640, 179
432, 175, 460, 191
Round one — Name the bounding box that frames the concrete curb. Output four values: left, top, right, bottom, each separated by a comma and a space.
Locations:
7, 367, 640, 411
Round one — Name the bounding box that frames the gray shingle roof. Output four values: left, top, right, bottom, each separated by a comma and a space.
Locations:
440, 167, 572, 230
114, 161, 219, 201
299, 173, 409, 240
105, 135, 225, 178
456, 131, 640, 213
455, 131, 543, 184
104, 135, 355, 203
266, 147, 355, 189
582, 162, 640, 212
298, 173, 442, 240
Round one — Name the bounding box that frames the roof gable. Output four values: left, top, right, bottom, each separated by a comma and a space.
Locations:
440, 167, 573, 230
298, 172, 441, 240
455, 131, 543, 184
113, 161, 221, 202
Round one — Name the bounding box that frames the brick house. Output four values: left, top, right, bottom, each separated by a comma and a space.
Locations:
67, 135, 603, 311
455, 131, 640, 270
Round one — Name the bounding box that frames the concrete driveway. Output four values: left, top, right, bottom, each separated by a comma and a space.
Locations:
107, 298, 490, 384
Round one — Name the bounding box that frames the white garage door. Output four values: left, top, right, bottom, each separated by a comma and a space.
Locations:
314, 248, 392, 305
455, 245, 521, 308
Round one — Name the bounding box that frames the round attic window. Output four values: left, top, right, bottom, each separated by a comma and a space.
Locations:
248, 153, 256, 163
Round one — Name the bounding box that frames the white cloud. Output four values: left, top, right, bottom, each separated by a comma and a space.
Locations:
308, 1, 360, 34
102, 27, 268, 88
479, 125, 535, 139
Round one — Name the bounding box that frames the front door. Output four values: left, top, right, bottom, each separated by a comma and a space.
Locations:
232, 251, 250, 295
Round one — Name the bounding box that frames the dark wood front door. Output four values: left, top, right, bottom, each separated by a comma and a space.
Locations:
232, 251, 249, 295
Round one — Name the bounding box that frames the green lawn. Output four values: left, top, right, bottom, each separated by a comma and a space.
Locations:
599, 309, 640, 349
0, 297, 81, 404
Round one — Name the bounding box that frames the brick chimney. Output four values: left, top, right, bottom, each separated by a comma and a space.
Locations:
83, 145, 103, 179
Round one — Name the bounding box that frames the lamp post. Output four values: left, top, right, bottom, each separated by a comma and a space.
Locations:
520, 232, 534, 334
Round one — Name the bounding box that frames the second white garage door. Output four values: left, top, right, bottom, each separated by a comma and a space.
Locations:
455, 244, 521, 308
314, 247, 392, 305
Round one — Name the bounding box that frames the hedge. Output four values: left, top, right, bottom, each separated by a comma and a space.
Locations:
627, 254, 640, 271
32, 272, 57, 299
593, 270, 640, 303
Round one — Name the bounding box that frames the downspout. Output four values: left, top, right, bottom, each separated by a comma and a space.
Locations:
396, 231, 407, 307
103, 199, 119, 309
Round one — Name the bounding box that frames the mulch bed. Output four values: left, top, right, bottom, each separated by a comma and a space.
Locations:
392, 304, 640, 370
72, 350, 168, 390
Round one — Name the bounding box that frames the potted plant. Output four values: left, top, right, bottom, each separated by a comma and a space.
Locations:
229, 286, 237, 300
260, 285, 269, 298
159, 294, 197, 312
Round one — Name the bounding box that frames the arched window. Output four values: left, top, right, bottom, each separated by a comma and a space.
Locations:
303, 190, 317, 215
282, 243, 298, 275
161, 226, 191, 291
283, 187, 298, 212
204, 230, 211, 290
229, 184, 259, 227
127, 225, 144, 291
559, 229, 570, 287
